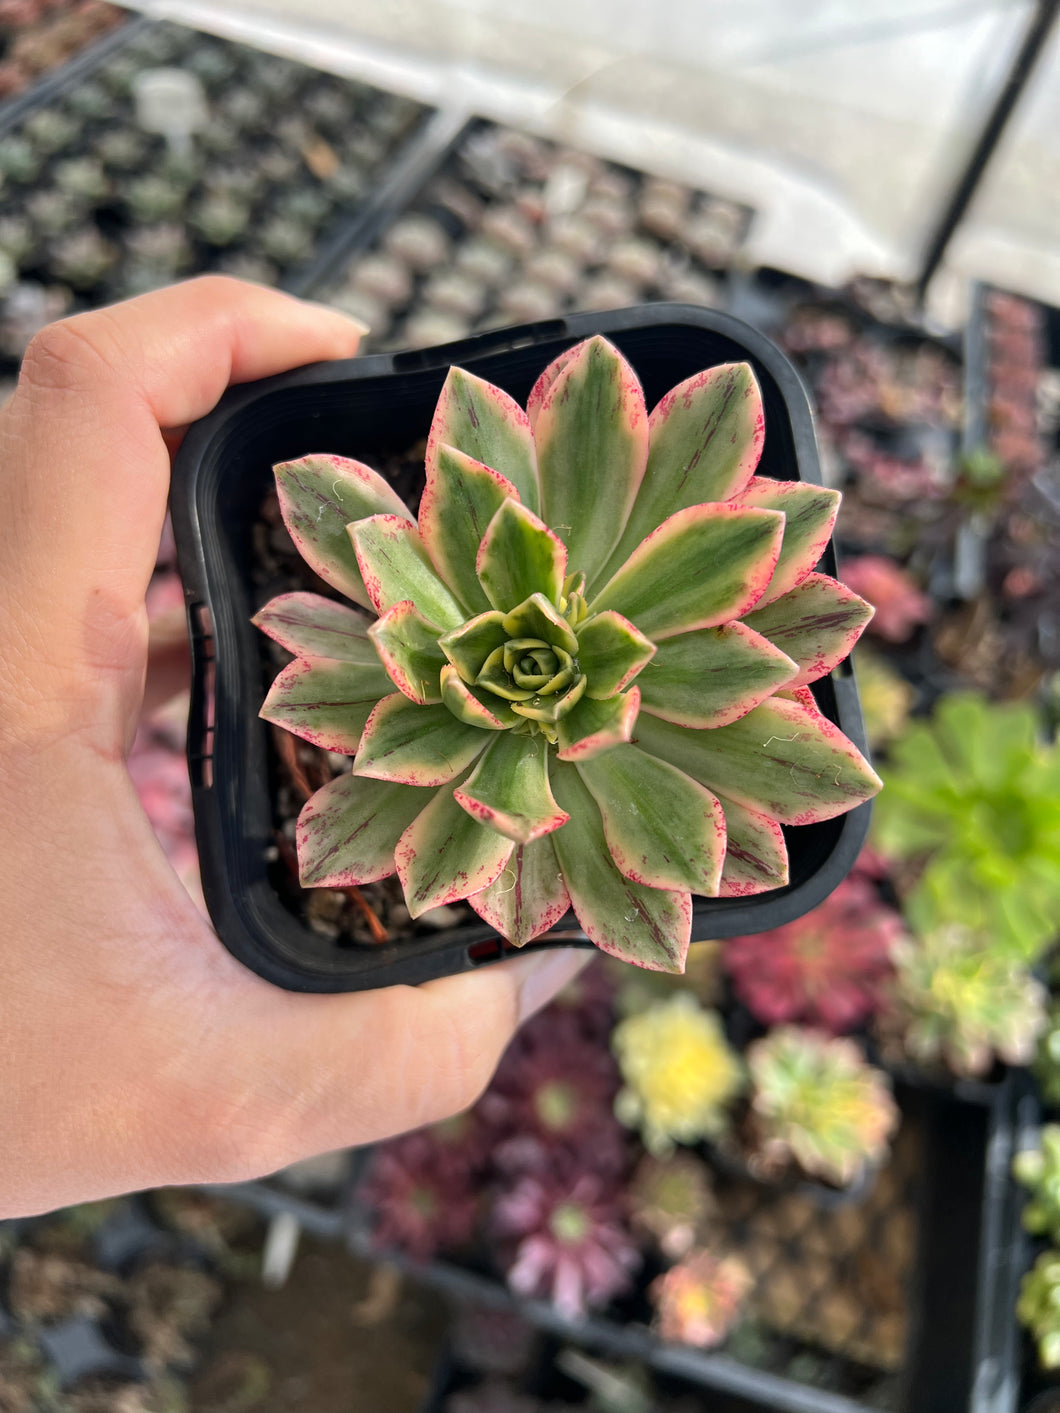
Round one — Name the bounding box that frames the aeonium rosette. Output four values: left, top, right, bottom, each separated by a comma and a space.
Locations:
254, 336, 881, 972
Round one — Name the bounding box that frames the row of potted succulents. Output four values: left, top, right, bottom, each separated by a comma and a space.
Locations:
317, 124, 750, 351
0, 18, 425, 382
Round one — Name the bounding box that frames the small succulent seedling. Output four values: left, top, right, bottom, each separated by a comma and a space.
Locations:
746, 1027, 898, 1187
1018, 1252, 1060, 1370
1014, 1126, 1060, 1243
649, 1248, 751, 1348
255, 338, 880, 969
888, 923, 1046, 1077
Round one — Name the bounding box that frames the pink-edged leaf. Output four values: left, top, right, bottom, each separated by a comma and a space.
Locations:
777, 684, 820, 711
556, 685, 640, 762
274, 454, 412, 609
453, 731, 568, 843
634, 696, 882, 827
476, 499, 567, 611
353, 692, 488, 785
590, 504, 784, 640
593, 362, 765, 589
418, 443, 520, 615
534, 335, 649, 585
252, 592, 376, 663
396, 780, 515, 918
427, 366, 540, 515
576, 611, 656, 699
741, 573, 874, 687
296, 771, 428, 886
350, 515, 464, 629
716, 797, 789, 897
638, 621, 797, 728
467, 837, 571, 946
438, 610, 509, 684
440, 664, 519, 729
526, 344, 581, 430
549, 761, 690, 973
729, 478, 840, 607
260, 655, 391, 753
576, 745, 726, 895
368, 600, 447, 704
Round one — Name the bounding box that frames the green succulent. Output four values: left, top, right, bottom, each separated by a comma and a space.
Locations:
254, 337, 880, 968
1014, 1126, 1060, 1243
1018, 1251, 1060, 1369
1035, 1003, 1060, 1106
874, 694, 1060, 962
746, 1027, 898, 1187
888, 924, 1046, 1077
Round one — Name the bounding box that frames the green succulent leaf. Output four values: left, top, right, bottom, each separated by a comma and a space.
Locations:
591, 504, 784, 640
476, 498, 567, 611
467, 837, 571, 945
595, 362, 764, 588
440, 664, 520, 729
501, 594, 579, 655
438, 610, 509, 684
368, 600, 447, 704
634, 695, 881, 826
575, 611, 656, 699
534, 335, 649, 585
638, 621, 798, 728
716, 797, 789, 896
296, 772, 428, 886
576, 745, 726, 895
729, 479, 840, 607
252, 592, 376, 663
260, 655, 392, 753
550, 761, 690, 973
453, 731, 569, 843
418, 443, 520, 615
556, 685, 641, 762
742, 573, 873, 687
274, 454, 412, 609
396, 779, 515, 918
349, 515, 464, 629
353, 693, 488, 786
427, 365, 540, 514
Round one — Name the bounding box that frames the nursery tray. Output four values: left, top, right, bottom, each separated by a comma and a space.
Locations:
210, 1075, 1025, 1413
171, 303, 874, 995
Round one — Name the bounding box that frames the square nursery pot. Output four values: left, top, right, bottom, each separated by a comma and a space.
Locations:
170, 304, 874, 993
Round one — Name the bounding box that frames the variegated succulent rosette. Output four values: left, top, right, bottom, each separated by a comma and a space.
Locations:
254, 336, 881, 973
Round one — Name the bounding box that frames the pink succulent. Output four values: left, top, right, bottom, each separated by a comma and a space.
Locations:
650, 1248, 751, 1347
840, 555, 932, 642
361, 1128, 481, 1261
723, 876, 904, 1033
492, 1162, 640, 1320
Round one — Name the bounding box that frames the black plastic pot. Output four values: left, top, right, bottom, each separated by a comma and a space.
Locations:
171, 303, 874, 994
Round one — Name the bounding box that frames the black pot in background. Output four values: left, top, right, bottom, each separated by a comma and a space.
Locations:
170, 304, 873, 994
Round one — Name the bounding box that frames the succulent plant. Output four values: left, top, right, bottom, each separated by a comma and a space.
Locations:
628, 1152, 716, 1258
1034, 1004, 1060, 1106
1014, 1126, 1060, 1243
94, 127, 151, 173
611, 994, 743, 1154
26, 188, 82, 238
255, 338, 880, 967
746, 1027, 898, 1187
256, 214, 315, 266
839, 555, 932, 642
189, 193, 251, 248
53, 156, 110, 203
50, 228, 116, 289
888, 924, 1046, 1077
874, 694, 1060, 962
125, 174, 190, 225
491, 1162, 640, 1319
1018, 1251, 1060, 1369
649, 1248, 751, 1348
852, 647, 914, 750
723, 875, 903, 1033
0, 133, 43, 183
22, 106, 77, 155
360, 1126, 481, 1261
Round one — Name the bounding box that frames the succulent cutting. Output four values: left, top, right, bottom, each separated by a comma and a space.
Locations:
256, 336, 880, 970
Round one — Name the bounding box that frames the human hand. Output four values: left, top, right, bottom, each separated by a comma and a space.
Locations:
0, 277, 588, 1218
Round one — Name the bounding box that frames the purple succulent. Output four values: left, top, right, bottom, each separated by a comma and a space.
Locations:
492, 1161, 640, 1319
360, 1128, 480, 1261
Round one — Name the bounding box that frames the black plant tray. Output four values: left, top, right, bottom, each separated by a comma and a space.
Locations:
171, 303, 874, 994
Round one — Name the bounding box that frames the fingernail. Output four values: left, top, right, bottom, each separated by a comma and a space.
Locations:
513, 946, 594, 1025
